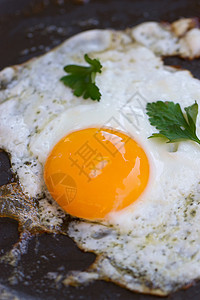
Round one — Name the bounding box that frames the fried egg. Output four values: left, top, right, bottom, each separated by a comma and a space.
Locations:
1, 18, 200, 296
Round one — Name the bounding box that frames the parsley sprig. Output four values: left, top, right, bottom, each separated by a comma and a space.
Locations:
60, 54, 102, 101
146, 101, 200, 144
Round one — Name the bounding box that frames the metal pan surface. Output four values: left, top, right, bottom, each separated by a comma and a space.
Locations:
0, 0, 200, 299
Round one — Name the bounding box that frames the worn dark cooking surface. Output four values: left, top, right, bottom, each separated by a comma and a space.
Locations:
1, 0, 200, 299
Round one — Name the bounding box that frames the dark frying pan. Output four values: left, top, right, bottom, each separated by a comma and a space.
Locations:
1, 1, 200, 299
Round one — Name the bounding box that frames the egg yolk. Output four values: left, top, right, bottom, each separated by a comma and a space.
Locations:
44, 128, 149, 220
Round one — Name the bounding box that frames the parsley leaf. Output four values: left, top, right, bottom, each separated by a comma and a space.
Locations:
60, 54, 102, 101
146, 101, 200, 144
